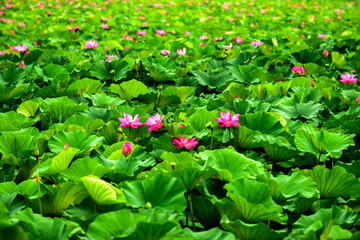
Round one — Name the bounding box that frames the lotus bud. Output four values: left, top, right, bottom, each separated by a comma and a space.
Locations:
122, 142, 132, 156
357, 95, 360, 104
311, 79, 316, 87
64, 143, 69, 150
323, 49, 329, 57
298, 66, 305, 75
292, 66, 299, 73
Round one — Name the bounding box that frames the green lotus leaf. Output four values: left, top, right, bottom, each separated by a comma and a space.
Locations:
112, 59, 130, 81
46, 101, 88, 123
227, 52, 253, 66
80, 107, 111, 123
222, 82, 251, 101
0, 84, 24, 104
12, 208, 68, 240
36, 182, 88, 216
232, 126, 258, 149
0, 111, 39, 131
110, 79, 150, 102
33, 148, 79, 177
290, 49, 321, 64
331, 52, 347, 69
294, 124, 355, 158
84, 93, 125, 107
66, 78, 105, 95
0, 67, 26, 86
254, 134, 297, 162
218, 178, 284, 223
0, 134, 36, 161
272, 101, 325, 120
0, 202, 13, 229
24, 49, 43, 64
16, 100, 40, 118
336, 160, 360, 177
298, 165, 360, 198
97, 121, 122, 145
191, 194, 221, 229
230, 65, 258, 84
265, 81, 291, 96
150, 133, 182, 157
199, 149, 264, 181
81, 176, 125, 205
292, 205, 355, 236
221, 216, 285, 240
18, 179, 46, 200
121, 173, 187, 212
290, 77, 312, 88
48, 130, 103, 154
239, 112, 285, 136
193, 70, 233, 89
0, 182, 18, 209
61, 115, 105, 135
90, 61, 113, 80
183, 227, 235, 240
188, 108, 217, 132
142, 57, 176, 82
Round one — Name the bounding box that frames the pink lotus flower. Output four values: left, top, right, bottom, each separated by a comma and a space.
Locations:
339, 72, 358, 84
200, 42, 205, 47
234, 37, 243, 44
251, 40, 262, 47
161, 50, 170, 55
122, 142, 132, 156
214, 37, 223, 41
318, 34, 326, 39
177, 48, 186, 56
118, 113, 143, 128
215, 110, 240, 128
105, 54, 119, 62
292, 66, 305, 75
357, 96, 360, 104
199, 35, 208, 40
19, 61, 25, 68
225, 43, 232, 50
172, 135, 198, 149
10, 44, 28, 52
323, 49, 329, 57
156, 30, 166, 36
101, 24, 109, 29
85, 40, 99, 49
137, 30, 146, 36
64, 143, 69, 150
185, 31, 189, 36
145, 113, 164, 132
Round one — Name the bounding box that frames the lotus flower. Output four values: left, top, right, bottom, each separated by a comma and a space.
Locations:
357, 96, 360, 104
172, 135, 198, 149
199, 35, 208, 40
214, 37, 223, 41
145, 113, 164, 132
177, 48, 186, 56
118, 113, 143, 128
161, 50, 170, 55
225, 43, 232, 50
323, 49, 329, 57
64, 143, 69, 150
215, 110, 240, 128
234, 37, 243, 44
122, 142, 132, 156
318, 34, 326, 39
251, 40, 262, 47
137, 30, 146, 36
156, 30, 166, 36
85, 40, 99, 49
10, 44, 28, 52
292, 66, 305, 75
339, 72, 358, 84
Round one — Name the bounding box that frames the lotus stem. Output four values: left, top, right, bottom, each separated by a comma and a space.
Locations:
210, 127, 214, 150
189, 193, 195, 230
36, 175, 43, 216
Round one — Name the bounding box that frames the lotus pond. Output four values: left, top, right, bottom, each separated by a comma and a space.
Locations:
0, 0, 360, 239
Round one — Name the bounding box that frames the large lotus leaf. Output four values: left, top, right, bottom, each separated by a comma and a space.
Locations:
154, 152, 205, 191
175, 86, 195, 102
66, 78, 105, 95
290, 49, 321, 64
0, 111, 39, 131
16, 100, 40, 118
0, 66, 26, 86
60, 157, 110, 182
188, 108, 217, 132
0, 84, 24, 104
254, 134, 297, 162
81, 176, 125, 205
0, 182, 18, 209
121, 173, 187, 212
232, 126, 258, 149
18, 179, 47, 200
98, 120, 122, 145
294, 124, 355, 158
272, 101, 325, 120
298, 165, 360, 198
292, 205, 355, 236
221, 216, 284, 240
62, 115, 105, 135
90, 61, 113, 80
0, 202, 13, 228
46, 101, 88, 123
80, 107, 111, 123
230, 65, 258, 84
183, 227, 235, 240
36, 182, 88, 216
33, 148, 79, 177
12, 208, 67, 240
265, 81, 291, 96
87, 207, 180, 240
48, 130, 103, 154
199, 149, 264, 181
332, 52, 347, 69
84, 93, 125, 107
191, 194, 221, 229
43, 64, 70, 81
142, 57, 176, 82
194, 70, 233, 89
0, 134, 36, 160
155, 88, 182, 108
227, 52, 254, 66
112, 59, 130, 81
220, 178, 284, 223
336, 160, 360, 177
222, 83, 251, 101
110, 79, 150, 102
150, 133, 182, 157
239, 112, 285, 136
